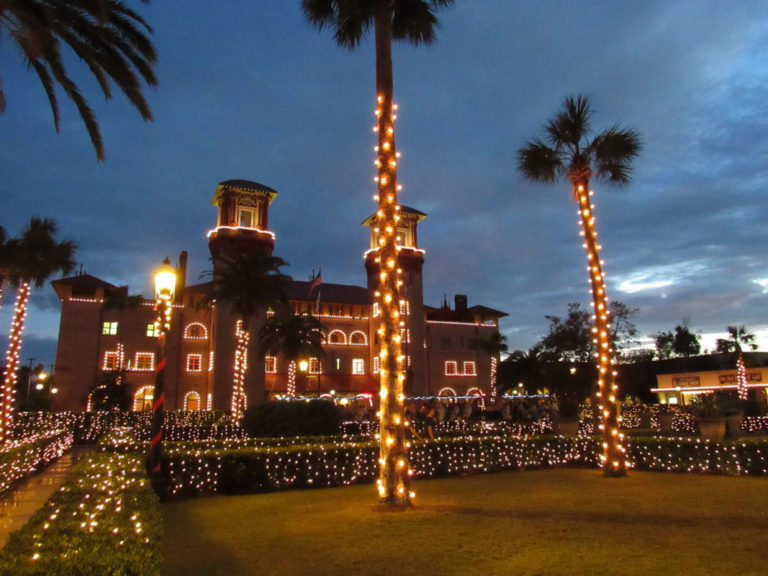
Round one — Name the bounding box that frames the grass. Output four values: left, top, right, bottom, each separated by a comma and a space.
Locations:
162, 468, 768, 576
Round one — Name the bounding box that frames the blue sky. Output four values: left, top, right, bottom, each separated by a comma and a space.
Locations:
1, 0, 767, 367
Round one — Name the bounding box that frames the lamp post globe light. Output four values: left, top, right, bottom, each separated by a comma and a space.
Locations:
147, 258, 176, 498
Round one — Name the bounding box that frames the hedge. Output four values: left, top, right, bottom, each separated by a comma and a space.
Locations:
0, 448, 162, 576
0, 428, 73, 496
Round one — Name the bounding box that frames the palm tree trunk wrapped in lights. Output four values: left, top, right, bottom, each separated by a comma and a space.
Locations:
518, 95, 641, 477
0, 218, 75, 444
303, 0, 454, 508
0, 282, 30, 442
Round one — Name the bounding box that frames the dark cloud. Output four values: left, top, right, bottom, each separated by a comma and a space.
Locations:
1, 1, 766, 365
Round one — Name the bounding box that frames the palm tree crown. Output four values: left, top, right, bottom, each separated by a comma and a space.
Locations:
0, 0, 158, 160
4, 217, 76, 287
716, 325, 758, 354
204, 252, 291, 322
302, 0, 453, 48
518, 94, 641, 190
259, 307, 326, 363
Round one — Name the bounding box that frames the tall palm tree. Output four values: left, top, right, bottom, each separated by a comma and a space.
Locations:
0, 217, 75, 443
716, 325, 758, 401
302, 0, 454, 507
518, 94, 641, 477
715, 325, 758, 354
203, 252, 291, 421
0, 0, 157, 160
259, 307, 326, 397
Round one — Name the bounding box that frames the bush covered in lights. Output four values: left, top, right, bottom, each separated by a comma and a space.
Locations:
0, 449, 161, 576
241, 400, 343, 438
0, 428, 73, 496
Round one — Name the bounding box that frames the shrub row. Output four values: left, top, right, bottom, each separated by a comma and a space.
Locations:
0, 428, 73, 496
0, 450, 162, 576
160, 434, 768, 499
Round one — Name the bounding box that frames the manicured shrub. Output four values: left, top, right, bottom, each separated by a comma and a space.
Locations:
242, 400, 343, 437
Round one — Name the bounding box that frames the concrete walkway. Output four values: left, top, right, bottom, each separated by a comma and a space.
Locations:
0, 447, 87, 550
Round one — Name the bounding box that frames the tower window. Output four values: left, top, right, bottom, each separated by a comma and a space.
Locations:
186, 354, 203, 373
238, 208, 258, 229
352, 359, 365, 375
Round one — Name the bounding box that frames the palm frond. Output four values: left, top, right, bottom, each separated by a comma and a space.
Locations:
545, 94, 592, 151
517, 139, 563, 184
589, 124, 642, 186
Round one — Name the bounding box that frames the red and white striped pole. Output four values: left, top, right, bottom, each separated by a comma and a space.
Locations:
147, 259, 176, 498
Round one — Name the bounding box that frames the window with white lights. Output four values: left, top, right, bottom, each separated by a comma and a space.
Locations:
309, 357, 321, 374
134, 353, 154, 371
185, 392, 201, 411
328, 330, 346, 345
399, 300, 410, 316
102, 321, 118, 336
184, 323, 208, 340
350, 331, 367, 345
463, 361, 477, 376
133, 386, 154, 412
186, 354, 203, 373
445, 361, 458, 376
103, 351, 120, 371
146, 323, 159, 338
265, 356, 277, 373
352, 359, 365, 375
373, 356, 380, 374
400, 328, 411, 344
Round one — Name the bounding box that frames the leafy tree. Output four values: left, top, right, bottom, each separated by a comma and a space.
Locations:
654, 320, 701, 359
89, 370, 132, 411
539, 301, 638, 363
203, 252, 291, 420
0, 0, 158, 160
0, 218, 75, 442
502, 345, 544, 394
303, 0, 454, 506
716, 325, 758, 354
518, 94, 642, 477
259, 307, 326, 396
673, 321, 701, 358
653, 330, 674, 360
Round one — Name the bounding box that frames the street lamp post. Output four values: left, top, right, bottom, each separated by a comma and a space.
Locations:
147, 258, 176, 499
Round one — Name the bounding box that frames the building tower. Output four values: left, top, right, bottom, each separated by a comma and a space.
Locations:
208, 179, 278, 411
363, 205, 428, 395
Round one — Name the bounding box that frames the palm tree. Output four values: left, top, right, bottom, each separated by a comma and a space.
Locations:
0, 0, 157, 160
0, 217, 75, 443
259, 307, 326, 397
715, 325, 758, 354
716, 325, 758, 401
203, 252, 291, 421
302, 0, 454, 507
518, 94, 642, 477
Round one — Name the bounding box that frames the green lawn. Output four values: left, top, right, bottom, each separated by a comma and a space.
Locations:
162, 468, 768, 576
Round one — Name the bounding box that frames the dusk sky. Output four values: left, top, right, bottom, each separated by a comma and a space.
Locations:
1, 1, 767, 368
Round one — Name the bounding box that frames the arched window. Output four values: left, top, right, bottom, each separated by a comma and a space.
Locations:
438, 387, 457, 397
184, 391, 201, 411
349, 331, 367, 345
133, 386, 154, 412
184, 323, 208, 340
328, 330, 347, 345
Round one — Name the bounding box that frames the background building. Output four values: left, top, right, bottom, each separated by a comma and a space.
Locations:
51, 180, 506, 412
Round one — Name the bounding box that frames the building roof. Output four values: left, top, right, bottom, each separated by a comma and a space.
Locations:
182, 279, 371, 306
426, 303, 507, 323
289, 280, 371, 305
51, 273, 117, 291
212, 179, 278, 205
361, 204, 427, 226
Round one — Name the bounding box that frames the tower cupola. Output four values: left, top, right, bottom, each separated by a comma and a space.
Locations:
208, 179, 277, 257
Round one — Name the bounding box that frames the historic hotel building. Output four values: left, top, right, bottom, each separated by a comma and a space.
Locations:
51, 180, 506, 412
